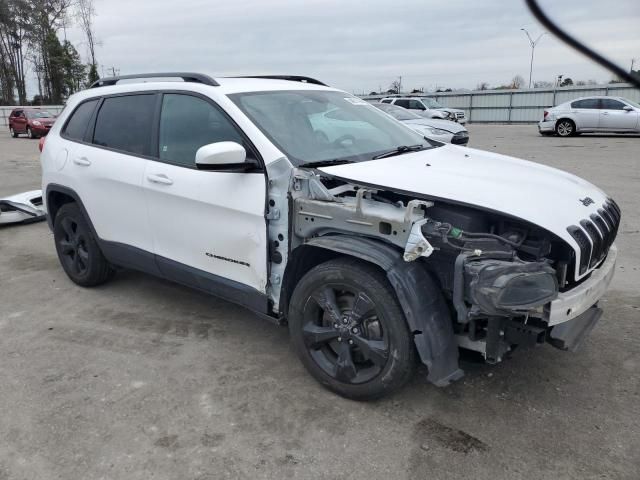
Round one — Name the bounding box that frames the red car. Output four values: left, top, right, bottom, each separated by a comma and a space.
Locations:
8, 108, 57, 139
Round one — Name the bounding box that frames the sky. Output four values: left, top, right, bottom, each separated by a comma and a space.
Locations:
54, 0, 639, 95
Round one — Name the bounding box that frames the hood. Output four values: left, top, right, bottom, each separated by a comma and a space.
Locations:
319, 145, 611, 275
438, 107, 464, 114
31, 117, 55, 125
403, 118, 466, 133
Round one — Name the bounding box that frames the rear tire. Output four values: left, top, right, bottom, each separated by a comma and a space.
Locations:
53, 203, 114, 287
556, 119, 576, 137
288, 258, 416, 400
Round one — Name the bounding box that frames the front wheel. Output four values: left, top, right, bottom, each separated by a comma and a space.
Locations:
288, 258, 416, 400
10, 127, 18, 138
27, 127, 36, 139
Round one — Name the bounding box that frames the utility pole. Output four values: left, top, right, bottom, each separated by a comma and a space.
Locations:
632, 58, 637, 73
521, 28, 546, 88
398, 76, 402, 94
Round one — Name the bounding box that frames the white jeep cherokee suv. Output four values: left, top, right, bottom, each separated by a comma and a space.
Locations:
42, 73, 620, 400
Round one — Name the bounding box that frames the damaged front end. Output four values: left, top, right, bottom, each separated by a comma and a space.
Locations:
269, 162, 611, 386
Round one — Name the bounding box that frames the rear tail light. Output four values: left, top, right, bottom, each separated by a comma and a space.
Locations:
543, 110, 549, 120
38, 136, 46, 153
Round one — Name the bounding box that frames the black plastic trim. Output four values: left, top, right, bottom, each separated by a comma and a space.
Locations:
99, 240, 269, 314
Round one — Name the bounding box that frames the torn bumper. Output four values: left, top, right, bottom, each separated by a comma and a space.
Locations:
548, 306, 603, 352
0, 190, 46, 225
544, 245, 617, 326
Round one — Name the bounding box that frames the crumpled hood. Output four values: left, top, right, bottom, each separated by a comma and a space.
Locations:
403, 118, 466, 134
319, 144, 611, 268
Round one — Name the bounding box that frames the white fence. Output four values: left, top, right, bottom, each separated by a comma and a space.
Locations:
0, 105, 65, 128
363, 84, 640, 123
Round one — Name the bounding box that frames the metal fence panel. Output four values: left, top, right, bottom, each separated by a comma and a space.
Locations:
362, 83, 638, 123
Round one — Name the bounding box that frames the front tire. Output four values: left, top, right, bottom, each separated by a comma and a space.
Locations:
556, 119, 576, 137
53, 203, 114, 287
27, 127, 36, 139
10, 127, 18, 138
288, 258, 416, 400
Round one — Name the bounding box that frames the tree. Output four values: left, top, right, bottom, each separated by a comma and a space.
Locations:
87, 62, 99, 85
510, 75, 525, 89
476, 82, 490, 91
560, 77, 573, 87
388, 80, 401, 94
0, 0, 31, 104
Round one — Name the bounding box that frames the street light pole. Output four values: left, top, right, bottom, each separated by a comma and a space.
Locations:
521, 28, 546, 88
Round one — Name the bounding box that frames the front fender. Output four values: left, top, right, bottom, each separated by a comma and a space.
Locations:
305, 235, 463, 386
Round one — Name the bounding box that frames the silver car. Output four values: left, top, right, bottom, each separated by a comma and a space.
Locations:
380, 97, 467, 124
538, 96, 640, 137
372, 102, 469, 145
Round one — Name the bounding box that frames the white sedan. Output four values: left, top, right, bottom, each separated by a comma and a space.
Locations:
371, 102, 469, 145
538, 96, 640, 137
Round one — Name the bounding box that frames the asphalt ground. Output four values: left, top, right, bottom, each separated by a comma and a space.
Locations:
0, 125, 638, 479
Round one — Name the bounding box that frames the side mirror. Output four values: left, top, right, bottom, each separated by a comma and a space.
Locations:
623, 105, 633, 112
195, 141, 253, 171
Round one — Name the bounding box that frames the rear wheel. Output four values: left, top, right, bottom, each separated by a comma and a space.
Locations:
288, 258, 416, 400
53, 203, 114, 287
556, 119, 575, 137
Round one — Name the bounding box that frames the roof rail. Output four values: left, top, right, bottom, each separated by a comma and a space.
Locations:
89, 72, 219, 88
231, 75, 327, 86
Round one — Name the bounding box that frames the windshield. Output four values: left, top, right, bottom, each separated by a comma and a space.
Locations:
421, 98, 444, 109
373, 103, 422, 121
624, 99, 640, 109
230, 90, 433, 165
27, 111, 54, 118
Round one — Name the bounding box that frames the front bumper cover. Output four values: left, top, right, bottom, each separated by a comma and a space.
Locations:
544, 245, 617, 326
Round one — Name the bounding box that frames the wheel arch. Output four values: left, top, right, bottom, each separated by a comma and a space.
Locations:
45, 184, 98, 239
556, 116, 577, 131
282, 235, 463, 386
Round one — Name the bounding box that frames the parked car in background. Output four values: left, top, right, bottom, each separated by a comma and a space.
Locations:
380, 97, 467, 124
539, 96, 640, 137
8, 108, 57, 139
371, 102, 469, 145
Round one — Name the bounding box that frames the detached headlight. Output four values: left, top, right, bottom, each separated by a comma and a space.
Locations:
32, 120, 42, 126
466, 260, 558, 315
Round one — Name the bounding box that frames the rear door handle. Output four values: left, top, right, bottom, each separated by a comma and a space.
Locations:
73, 157, 91, 166
147, 173, 173, 185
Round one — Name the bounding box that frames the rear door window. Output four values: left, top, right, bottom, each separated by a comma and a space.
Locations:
395, 99, 410, 108
93, 94, 156, 155
380, 99, 392, 104
63, 100, 99, 141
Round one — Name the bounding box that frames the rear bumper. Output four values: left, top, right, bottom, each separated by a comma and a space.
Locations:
543, 244, 617, 326
538, 120, 555, 133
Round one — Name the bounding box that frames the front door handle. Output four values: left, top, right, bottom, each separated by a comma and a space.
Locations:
73, 157, 91, 166
602, 112, 609, 115
147, 173, 173, 185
